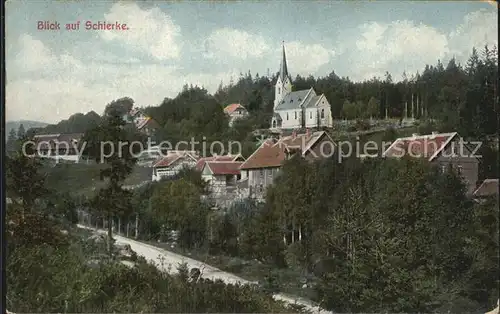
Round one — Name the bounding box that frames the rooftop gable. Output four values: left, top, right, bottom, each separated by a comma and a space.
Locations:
205, 161, 244, 175
383, 132, 458, 161
240, 131, 331, 169
224, 103, 246, 115
473, 179, 499, 197
274, 88, 315, 111
153, 151, 198, 168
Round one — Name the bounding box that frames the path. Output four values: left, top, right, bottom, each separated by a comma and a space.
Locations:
77, 224, 331, 314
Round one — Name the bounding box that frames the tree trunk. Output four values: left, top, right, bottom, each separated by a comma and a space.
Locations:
135, 213, 139, 239
126, 221, 130, 237
107, 214, 114, 257
118, 217, 121, 235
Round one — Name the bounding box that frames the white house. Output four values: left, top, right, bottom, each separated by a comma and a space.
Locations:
32, 133, 84, 163
270, 44, 333, 131
224, 104, 249, 126
152, 150, 199, 181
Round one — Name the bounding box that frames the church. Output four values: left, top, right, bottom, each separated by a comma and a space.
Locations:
270, 44, 333, 131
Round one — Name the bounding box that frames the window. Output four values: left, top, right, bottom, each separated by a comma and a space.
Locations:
310, 111, 312, 119
441, 164, 447, 173
260, 169, 264, 179
272, 120, 276, 128
321, 109, 325, 119
278, 87, 281, 94
457, 165, 463, 175
286, 113, 289, 120
294, 111, 297, 119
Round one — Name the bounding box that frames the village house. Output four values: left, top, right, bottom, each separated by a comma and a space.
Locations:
152, 150, 199, 181
239, 129, 336, 200
32, 133, 84, 163
473, 178, 499, 203
223, 103, 249, 126
195, 154, 245, 171
126, 108, 161, 136
383, 131, 480, 195
201, 160, 245, 196
270, 44, 333, 131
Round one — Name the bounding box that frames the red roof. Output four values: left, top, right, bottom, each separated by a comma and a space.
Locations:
206, 161, 243, 175
224, 103, 246, 115
153, 151, 197, 168
473, 179, 499, 197
195, 154, 243, 171
384, 132, 457, 161
240, 131, 331, 170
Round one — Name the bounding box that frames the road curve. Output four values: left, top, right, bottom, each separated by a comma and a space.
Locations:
77, 224, 332, 314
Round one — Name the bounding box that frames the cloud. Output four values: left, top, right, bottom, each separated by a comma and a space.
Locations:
341, 9, 497, 81
281, 41, 335, 75
448, 9, 498, 61
344, 20, 449, 81
99, 2, 182, 60
6, 35, 235, 123
203, 28, 270, 60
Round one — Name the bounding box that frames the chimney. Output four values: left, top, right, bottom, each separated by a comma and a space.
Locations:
292, 130, 297, 139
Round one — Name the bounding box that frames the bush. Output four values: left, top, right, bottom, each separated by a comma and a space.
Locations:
355, 119, 371, 131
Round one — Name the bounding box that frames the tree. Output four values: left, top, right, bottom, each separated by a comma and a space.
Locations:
83, 99, 140, 255
366, 97, 379, 119
16, 124, 26, 139
5, 146, 48, 215
342, 100, 358, 120
6, 128, 17, 152
151, 179, 208, 249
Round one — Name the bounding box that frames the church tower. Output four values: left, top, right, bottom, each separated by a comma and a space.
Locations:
274, 42, 292, 109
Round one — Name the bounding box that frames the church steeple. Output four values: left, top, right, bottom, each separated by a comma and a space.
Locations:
274, 41, 292, 109
279, 41, 290, 82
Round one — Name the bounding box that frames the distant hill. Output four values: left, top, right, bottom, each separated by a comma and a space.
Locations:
5, 120, 49, 138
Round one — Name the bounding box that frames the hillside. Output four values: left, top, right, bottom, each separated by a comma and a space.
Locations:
41, 161, 152, 197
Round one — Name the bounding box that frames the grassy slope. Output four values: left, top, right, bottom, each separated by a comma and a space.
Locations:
42, 161, 152, 197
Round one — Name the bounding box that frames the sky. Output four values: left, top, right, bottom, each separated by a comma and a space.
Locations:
5, 0, 498, 123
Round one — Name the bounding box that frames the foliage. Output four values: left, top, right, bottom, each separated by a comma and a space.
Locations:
246, 155, 498, 312
151, 179, 209, 248
82, 98, 142, 254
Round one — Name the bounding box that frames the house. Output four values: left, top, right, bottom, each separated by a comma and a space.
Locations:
195, 154, 245, 172
383, 131, 480, 195
32, 133, 84, 162
270, 44, 333, 131
127, 108, 161, 136
201, 160, 244, 196
224, 104, 249, 126
152, 150, 199, 181
473, 179, 499, 203
240, 129, 336, 200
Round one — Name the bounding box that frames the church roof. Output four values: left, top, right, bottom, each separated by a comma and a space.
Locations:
275, 88, 318, 110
